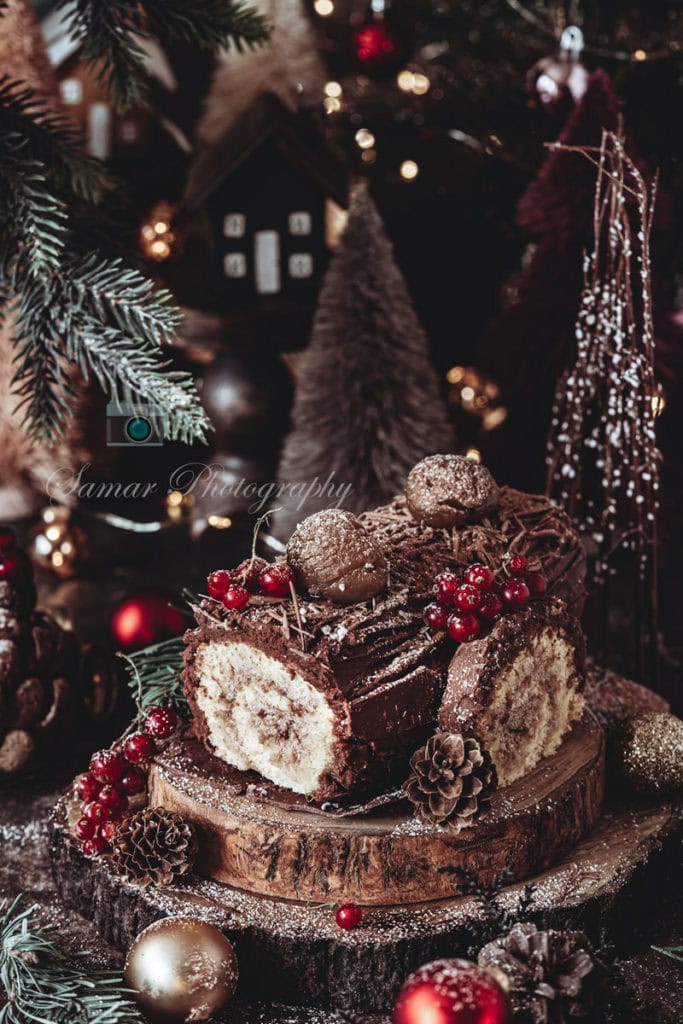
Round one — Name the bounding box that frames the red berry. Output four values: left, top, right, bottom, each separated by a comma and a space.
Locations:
222, 584, 250, 611
447, 613, 481, 643
74, 772, 101, 802
424, 603, 448, 630
0, 527, 16, 553
525, 571, 548, 597
433, 572, 460, 606
83, 837, 106, 857
75, 817, 96, 840
507, 554, 528, 576
259, 564, 293, 598
453, 584, 483, 614
119, 767, 147, 796
464, 563, 495, 592
501, 579, 531, 608
83, 801, 111, 824
0, 551, 22, 581
89, 749, 126, 785
478, 592, 504, 621
97, 785, 128, 815
123, 732, 157, 766
336, 904, 363, 930
235, 557, 268, 591
207, 569, 232, 600
144, 706, 180, 740
99, 820, 119, 844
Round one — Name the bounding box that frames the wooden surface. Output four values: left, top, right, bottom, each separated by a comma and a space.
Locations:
50, 792, 681, 1014
147, 712, 605, 905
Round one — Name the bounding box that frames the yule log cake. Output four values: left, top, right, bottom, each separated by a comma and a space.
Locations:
182, 454, 588, 805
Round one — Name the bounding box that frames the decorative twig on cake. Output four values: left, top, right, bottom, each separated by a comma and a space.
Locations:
546, 129, 660, 681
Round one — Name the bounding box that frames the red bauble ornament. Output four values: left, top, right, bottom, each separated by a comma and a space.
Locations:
424, 603, 448, 631
447, 614, 481, 644
259, 564, 293, 597
74, 772, 102, 802
119, 767, 147, 795
464, 564, 495, 593
434, 572, 460, 606
393, 959, 510, 1024
111, 590, 187, 650
336, 904, 363, 930
0, 550, 23, 581
0, 527, 16, 552
353, 20, 401, 74
501, 579, 531, 609
124, 732, 157, 766
207, 569, 232, 600
144, 706, 180, 740
89, 749, 126, 785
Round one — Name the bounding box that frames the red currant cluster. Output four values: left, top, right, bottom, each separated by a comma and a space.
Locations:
73, 706, 179, 856
206, 557, 293, 612
423, 555, 547, 644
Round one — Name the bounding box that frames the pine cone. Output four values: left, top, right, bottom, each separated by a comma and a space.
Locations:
404, 731, 496, 830
112, 807, 197, 887
478, 922, 602, 1023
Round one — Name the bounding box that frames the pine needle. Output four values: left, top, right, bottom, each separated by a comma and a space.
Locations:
120, 636, 187, 711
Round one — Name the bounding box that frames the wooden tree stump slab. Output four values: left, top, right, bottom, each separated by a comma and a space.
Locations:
50, 794, 681, 1014
146, 712, 605, 905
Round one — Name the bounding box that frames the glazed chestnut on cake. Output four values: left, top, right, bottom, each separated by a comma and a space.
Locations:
182, 456, 588, 803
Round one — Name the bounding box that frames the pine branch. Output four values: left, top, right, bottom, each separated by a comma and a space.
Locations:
0, 77, 113, 203
0, 895, 144, 1024
58, 0, 270, 110
0, 143, 68, 276
652, 945, 683, 963
121, 636, 187, 711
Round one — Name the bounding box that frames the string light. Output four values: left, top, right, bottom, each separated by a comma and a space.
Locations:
651, 386, 666, 417
412, 73, 430, 95
208, 515, 232, 530
324, 96, 341, 114
325, 81, 342, 98
314, 0, 334, 15
361, 149, 377, 164
465, 447, 482, 462
633, 49, 647, 61
397, 70, 415, 92
140, 201, 177, 262
355, 128, 376, 149
400, 159, 419, 180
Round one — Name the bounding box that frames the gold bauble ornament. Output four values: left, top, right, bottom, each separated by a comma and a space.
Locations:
617, 711, 683, 796
124, 917, 238, 1024
29, 506, 86, 578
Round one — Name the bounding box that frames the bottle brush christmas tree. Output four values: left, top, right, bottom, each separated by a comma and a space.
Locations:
275, 182, 454, 539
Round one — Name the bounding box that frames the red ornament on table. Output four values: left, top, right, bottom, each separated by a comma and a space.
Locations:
393, 958, 510, 1024
352, 0, 403, 75
335, 904, 363, 930
111, 590, 187, 650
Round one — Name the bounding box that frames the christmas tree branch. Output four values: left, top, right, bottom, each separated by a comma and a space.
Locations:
121, 636, 187, 711
59, 0, 270, 110
0, 895, 144, 1024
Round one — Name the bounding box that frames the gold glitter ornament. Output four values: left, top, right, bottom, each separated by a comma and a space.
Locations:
124, 917, 238, 1024
616, 711, 683, 796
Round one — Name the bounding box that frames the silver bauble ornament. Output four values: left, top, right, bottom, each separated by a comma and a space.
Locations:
124, 917, 238, 1024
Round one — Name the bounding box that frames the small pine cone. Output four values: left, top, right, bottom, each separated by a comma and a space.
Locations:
478, 922, 602, 1023
112, 807, 197, 887
404, 731, 496, 831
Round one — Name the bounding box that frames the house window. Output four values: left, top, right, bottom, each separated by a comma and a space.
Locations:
255, 231, 281, 294
289, 253, 314, 279
289, 212, 312, 236
61, 78, 82, 105
87, 103, 112, 161
224, 214, 246, 238
224, 252, 247, 278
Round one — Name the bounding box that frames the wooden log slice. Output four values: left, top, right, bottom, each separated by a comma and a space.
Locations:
50, 795, 681, 1014
147, 712, 605, 905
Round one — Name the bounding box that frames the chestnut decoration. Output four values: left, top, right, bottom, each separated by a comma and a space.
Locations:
286, 509, 388, 604
405, 454, 499, 529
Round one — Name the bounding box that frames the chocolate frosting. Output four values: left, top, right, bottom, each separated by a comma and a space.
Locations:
183, 488, 587, 802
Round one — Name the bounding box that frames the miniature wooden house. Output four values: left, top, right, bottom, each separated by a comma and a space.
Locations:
184, 94, 349, 317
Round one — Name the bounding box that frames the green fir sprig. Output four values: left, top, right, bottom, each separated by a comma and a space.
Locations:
59, 0, 270, 109
0, 895, 144, 1024
121, 636, 187, 712
652, 944, 683, 963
